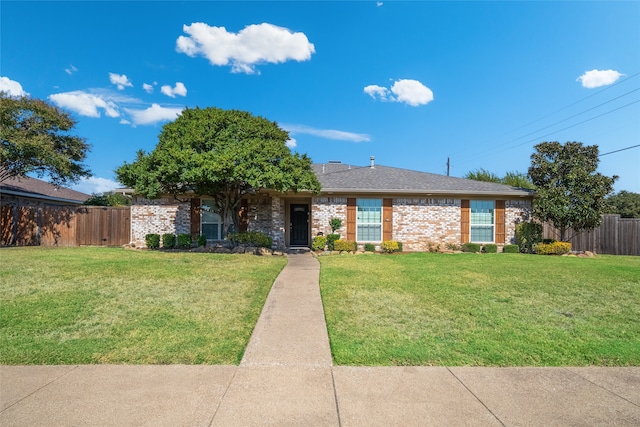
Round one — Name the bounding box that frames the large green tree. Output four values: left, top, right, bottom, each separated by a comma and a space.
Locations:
464, 168, 536, 189
116, 107, 321, 235
605, 190, 640, 218
0, 93, 91, 185
528, 141, 617, 241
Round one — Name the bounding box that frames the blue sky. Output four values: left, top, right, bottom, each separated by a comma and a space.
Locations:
2, 1, 639, 194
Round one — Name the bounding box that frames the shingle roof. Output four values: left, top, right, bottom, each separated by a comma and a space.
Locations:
0, 175, 90, 204
312, 162, 533, 196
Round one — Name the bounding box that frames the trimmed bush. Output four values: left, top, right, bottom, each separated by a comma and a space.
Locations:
312, 235, 327, 251
227, 231, 273, 248
536, 241, 572, 255
334, 239, 356, 252
329, 218, 342, 233
177, 233, 192, 249
515, 221, 542, 254
364, 243, 376, 252
483, 244, 498, 253
397, 241, 403, 252
503, 244, 519, 253
197, 234, 207, 247
326, 234, 340, 251
462, 243, 481, 253
162, 233, 176, 249
145, 233, 160, 249
381, 240, 400, 253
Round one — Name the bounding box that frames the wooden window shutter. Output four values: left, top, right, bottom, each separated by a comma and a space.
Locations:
239, 199, 249, 233
190, 198, 201, 239
346, 198, 356, 241
383, 198, 393, 241
495, 200, 505, 244
460, 199, 470, 243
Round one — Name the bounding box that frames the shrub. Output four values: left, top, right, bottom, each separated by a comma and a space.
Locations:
542, 238, 556, 244
161, 233, 175, 249
462, 243, 481, 253
334, 239, 356, 252
515, 221, 542, 254
536, 241, 572, 255
145, 233, 160, 249
397, 241, 403, 252
312, 235, 327, 251
177, 233, 192, 249
197, 234, 207, 247
364, 243, 376, 252
228, 231, 273, 248
329, 218, 342, 233
445, 242, 462, 251
503, 244, 519, 253
326, 234, 340, 251
381, 240, 400, 253
483, 244, 498, 253
427, 241, 441, 253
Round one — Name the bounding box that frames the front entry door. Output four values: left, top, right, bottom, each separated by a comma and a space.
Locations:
290, 204, 309, 246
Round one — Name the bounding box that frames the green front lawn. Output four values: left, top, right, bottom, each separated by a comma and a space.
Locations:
0, 247, 286, 365
319, 253, 640, 366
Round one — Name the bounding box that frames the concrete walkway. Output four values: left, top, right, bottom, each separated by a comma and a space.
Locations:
1, 254, 639, 426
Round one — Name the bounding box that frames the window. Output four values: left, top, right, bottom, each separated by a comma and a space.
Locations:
357, 199, 382, 241
470, 200, 494, 242
201, 200, 222, 240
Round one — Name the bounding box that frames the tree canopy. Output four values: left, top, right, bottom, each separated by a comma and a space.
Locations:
605, 190, 640, 218
465, 168, 535, 190
83, 192, 131, 207
528, 141, 617, 241
0, 93, 91, 185
116, 107, 321, 234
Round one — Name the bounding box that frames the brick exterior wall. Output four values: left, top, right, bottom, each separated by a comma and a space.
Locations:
130, 196, 191, 247
393, 198, 461, 251
505, 199, 533, 244
311, 197, 347, 237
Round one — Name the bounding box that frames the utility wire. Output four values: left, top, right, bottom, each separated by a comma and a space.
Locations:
600, 144, 640, 157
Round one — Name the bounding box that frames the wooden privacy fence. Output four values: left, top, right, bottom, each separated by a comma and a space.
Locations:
1, 205, 130, 247
543, 214, 640, 256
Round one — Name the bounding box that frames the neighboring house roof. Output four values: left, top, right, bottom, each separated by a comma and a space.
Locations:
0, 175, 91, 204
312, 162, 533, 197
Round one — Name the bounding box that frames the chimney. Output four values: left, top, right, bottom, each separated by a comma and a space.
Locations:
370, 156, 375, 168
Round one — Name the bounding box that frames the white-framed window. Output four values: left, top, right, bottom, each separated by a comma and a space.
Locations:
201, 199, 223, 240
470, 200, 494, 243
357, 199, 382, 241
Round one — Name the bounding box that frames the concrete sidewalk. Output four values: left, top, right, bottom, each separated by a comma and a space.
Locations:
1, 254, 639, 426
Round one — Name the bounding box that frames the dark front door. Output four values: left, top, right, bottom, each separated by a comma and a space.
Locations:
290, 204, 309, 246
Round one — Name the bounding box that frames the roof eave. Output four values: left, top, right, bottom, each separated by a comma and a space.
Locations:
0, 188, 87, 204
319, 188, 534, 197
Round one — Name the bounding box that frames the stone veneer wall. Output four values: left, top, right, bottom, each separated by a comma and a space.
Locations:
130, 196, 191, 247
393, 198, 461, 251
311, 197, 347, 237
244, 195, 285, 249
505, 199, 532, 244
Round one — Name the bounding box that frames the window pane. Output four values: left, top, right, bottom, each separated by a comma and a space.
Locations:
356, 199, 382, 241
357, 225, 381, 241
470, 200, 494, 242
471, 225, 493, 242
202, 224, 219, 240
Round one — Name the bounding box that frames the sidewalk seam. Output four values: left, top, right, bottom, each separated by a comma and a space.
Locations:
447, 367, 506, 426
564, 367, 640, 409
330, 367, 343, 427
0, 365, 79, 413
207, 366, 239, 427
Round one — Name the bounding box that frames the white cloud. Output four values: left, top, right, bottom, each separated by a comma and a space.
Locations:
377, 2, 383, 7
176, 22, 315, 74
0, 76, 29, 97
49, 91, 119, 118
285, 138, 297, 148
577, 69, 623, 88
125, 103, 183, 126
72, 176, 120, 194
65, 64, 78, 75
160, 82, 187, 98
283, 124, 371, 143
143, 83, 154, 93
109, 73, 133, 90
364, 85, 390, 101
364, 79, 434, 107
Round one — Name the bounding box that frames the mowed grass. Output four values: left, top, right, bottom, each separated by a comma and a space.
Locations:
319, 253, 640, 366
0, 247, 286, 365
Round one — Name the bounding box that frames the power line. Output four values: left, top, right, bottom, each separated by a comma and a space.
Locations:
600, 144, 640, 157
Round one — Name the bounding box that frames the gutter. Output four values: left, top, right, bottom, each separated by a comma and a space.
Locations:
0, 188, 87, 205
